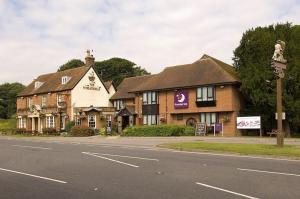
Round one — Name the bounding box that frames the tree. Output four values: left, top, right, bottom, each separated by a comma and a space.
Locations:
57, 59, 84, 72
93, 57, 150, 87
233, 23, 300, 135
0, 82, 25, 119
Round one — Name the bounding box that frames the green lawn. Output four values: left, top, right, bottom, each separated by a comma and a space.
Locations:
0, 118, 16, 129
159, 142, 300, 158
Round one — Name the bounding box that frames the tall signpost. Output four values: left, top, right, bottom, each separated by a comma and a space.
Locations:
271, 40, 287, 147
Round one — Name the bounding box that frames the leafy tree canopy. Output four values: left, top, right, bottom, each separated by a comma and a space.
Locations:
57, 57, 150, 87
94, 57, 150, 87
57, 59, 84, 72
0, 82, 25, 119
233, 22, 300, 134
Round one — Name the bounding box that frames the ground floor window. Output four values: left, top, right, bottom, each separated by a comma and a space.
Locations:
18, 117, 26, 128
46, 116, 55, 128
143, 115, 158, 125
200, 112, 218, 126
75, 117, 81, 126
88, 115, 96, 129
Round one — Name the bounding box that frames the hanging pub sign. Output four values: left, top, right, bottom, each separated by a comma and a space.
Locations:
174, 90, 189, 109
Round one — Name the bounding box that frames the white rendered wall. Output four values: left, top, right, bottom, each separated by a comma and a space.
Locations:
71, 67, 111, 119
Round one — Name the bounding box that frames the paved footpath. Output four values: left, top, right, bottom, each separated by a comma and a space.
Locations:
0, 136, 300, 199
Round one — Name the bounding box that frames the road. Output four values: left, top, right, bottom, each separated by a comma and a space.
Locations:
0, 137, 299, 199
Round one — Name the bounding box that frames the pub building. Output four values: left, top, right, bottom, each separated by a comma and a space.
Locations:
16, 50, 116, 133
111, 54, 243, 136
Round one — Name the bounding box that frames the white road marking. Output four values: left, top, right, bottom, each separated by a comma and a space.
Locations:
237, 168, 300, 177
0, 168, 67, 184
195, 182, 259, 199
93, 153, 159, 161
168, 149, 300, 162
82, 152, 139, 168
12, 145, 52, 150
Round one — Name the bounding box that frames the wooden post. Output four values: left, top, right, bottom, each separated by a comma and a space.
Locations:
277, 78, 284, 147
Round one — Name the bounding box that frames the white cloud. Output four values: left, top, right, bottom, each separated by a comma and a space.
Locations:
0, 0, 299, 84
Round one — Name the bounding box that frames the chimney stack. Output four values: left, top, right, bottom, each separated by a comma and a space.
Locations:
85, 49, 95, 67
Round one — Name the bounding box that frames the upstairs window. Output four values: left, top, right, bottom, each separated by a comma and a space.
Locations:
27, 97, 32, 108
113, 100, 123, 111
197, 86, 215, 102
61, 76, 71, 84
143, 91, 158, 105
34, 81, 43, 89
57, 94, 62, 106
41, 95, 47, 107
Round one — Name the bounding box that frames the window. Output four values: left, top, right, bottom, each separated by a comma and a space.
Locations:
18, 117, 26, 128
75, 117, 81, 126
27, 97, 32, 108
113, 100, 123, 110
197, 86, 215, 101
200, 113, 218, 126
142, 92, 158, 105
57, 94, 62, 106
88, 115, 96, 129
176, 114, 183, 120
34, 81, 43, 89
46, 116, 55, 128
61, 76, 71, 84
41, 95, 47, 107
143, 115, 158, 125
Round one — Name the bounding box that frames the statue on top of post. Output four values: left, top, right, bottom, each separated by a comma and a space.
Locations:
272, 40, 287, 63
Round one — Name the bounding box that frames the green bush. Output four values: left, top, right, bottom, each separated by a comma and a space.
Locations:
65, 121, 75, 133
123, 125, 195, 137
70, 126, 95, 137
42, 128, 59, 136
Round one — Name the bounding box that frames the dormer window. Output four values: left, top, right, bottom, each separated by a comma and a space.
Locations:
62, 76, 71, 84
34, 81, 43, 89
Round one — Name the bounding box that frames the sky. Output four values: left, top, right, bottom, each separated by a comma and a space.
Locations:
0, 0, 299, 84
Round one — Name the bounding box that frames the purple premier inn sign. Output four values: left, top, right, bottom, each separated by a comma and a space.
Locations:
174, 90, 189, 109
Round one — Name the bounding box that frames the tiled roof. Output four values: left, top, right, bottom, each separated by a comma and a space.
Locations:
110, 75, 155, 100
18, 66, 90, 96
129, 54, 240, 92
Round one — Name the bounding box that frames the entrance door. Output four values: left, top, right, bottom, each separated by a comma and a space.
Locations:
60, 116, 65, 130
34, 118, 38, 132
122, 116, 129, 129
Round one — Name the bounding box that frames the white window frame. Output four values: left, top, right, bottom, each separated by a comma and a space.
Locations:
197, 86, 215, 102
88, 115, 96, 129
46, 116, 55, 128
75, 117, 81, 126
142, 92, 158, 105
143, 115, 157, 125
61, 76, 70, 84
41, 95, 47, 107
200, 112, 217, 126
57, 94, 62, 106
18, 117, 26, 128
34, 81, 43, 89
27, 97, 32, 108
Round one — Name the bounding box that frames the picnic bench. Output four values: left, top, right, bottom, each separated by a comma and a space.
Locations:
267, 129, 278, 137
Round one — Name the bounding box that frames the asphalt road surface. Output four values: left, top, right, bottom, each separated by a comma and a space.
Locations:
0, 137, 300, 199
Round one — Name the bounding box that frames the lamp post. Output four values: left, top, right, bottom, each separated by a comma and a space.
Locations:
271, 40, 287, 147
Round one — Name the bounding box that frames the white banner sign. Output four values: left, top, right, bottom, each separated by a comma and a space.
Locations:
237, 116, 261, 129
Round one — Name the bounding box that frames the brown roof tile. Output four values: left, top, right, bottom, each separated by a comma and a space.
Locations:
110, 75, 155, 100
130, 54, 240, 92
18, 66, 90, 96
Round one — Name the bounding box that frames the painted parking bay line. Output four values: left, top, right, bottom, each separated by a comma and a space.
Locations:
237, 168, 300, 177
12, 145, 52, 150
0, 168, 67, 184
93, 153, 159, 161
195, 182, 259, 199
82, 152, 139, 168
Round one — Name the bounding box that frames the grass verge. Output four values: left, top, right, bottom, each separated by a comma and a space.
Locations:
159, 142, 300, 158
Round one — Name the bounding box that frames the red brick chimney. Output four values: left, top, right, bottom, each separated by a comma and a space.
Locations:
85, 49, 95, 67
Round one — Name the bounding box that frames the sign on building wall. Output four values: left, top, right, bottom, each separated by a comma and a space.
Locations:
237, 116, 261, 129
174, 90, 189, 109
83, 71, 101, 91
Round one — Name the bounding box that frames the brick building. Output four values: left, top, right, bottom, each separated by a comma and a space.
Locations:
111, 55, 243, 136
16, 51, 116, 133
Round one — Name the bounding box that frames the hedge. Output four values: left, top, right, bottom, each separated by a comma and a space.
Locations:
42, 128, 59, 136
70, 126, 95, 137
123, 125, 195, 137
